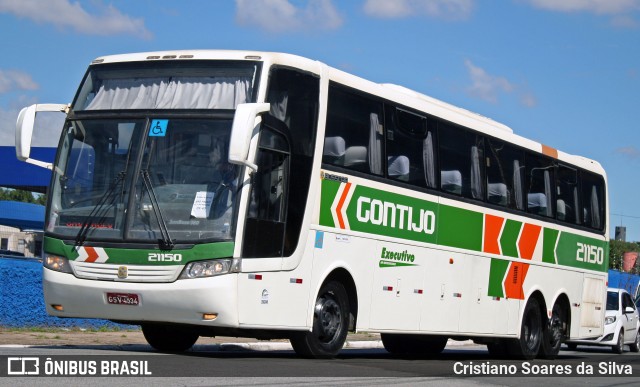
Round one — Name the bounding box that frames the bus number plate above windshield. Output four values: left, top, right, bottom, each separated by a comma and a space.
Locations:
106, 292, 139, 306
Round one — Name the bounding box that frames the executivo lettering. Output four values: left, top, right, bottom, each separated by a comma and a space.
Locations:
381, 247, 415, 262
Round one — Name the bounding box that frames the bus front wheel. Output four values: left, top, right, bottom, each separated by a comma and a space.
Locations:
290, 281, 349, 358
141, 324, 199, 353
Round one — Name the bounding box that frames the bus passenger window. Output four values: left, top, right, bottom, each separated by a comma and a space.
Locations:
526, 154, 555, 218
438, 122, 484, 200
581, 172, 604, 230
486, 139, 525, 210
323, 85, 383, 176
385, 107, 435, 188
556, 165, 579, 224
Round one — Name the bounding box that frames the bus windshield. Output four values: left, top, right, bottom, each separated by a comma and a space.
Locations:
48, 117, 240, 244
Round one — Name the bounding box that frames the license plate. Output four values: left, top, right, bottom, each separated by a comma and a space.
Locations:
106, 292, 139, 306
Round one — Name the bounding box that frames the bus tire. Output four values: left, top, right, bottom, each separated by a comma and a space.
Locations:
507, 297, 542, 360
290, 280, 349, 358
141, 324, 199, 353
539, 303, 564, 359
381, 334, 448, 355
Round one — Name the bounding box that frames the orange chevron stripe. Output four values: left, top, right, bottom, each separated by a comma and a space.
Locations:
84, 246, 99, 263
483, 214, 504, 255
518, 223, 542, 260
504, 262, 529, 300
336, 182, 351, 229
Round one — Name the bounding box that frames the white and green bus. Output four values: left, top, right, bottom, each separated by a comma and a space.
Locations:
16, 51, 608, 359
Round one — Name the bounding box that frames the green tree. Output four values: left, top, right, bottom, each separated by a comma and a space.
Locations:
0, 188, 43, 205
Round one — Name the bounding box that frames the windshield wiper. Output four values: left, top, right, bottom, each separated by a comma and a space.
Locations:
140, 169, 174, 249
75, 171, 126, 246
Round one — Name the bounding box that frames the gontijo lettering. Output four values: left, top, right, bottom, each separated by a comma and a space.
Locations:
356, 196, 436, 234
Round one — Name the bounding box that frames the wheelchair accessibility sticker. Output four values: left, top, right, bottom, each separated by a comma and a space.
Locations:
149, 119, 168, 137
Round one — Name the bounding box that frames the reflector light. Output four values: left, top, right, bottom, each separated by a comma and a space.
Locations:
453, 293, 462, 298
249, 274, 262, 280
52, 304, 64, 311
203, 313, 218, 321
290, 278, 303, 284
383, 286, 393, 291
414, 289, 423, 294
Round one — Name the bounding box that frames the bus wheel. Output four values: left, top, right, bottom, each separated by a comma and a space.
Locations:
290, 281, 349, 358
507, 297, 542, 360
141, 324, 199, 353
539, 303, 564, 359
381, 334, 448, 355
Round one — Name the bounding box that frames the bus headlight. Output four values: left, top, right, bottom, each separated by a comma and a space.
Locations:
605, 316, 616, 325
180, 259, 232, 279
43, 254, 73, 274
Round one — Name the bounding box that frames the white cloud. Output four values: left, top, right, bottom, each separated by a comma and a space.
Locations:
464, 60, 536, 107
524, 0, 640, 14
235, 0, 343, 33
363, 0, 474, 20
616, 146, 640, 159
465, 60, 513, 104
0, 0, 152, 39
0, 69, 38, 94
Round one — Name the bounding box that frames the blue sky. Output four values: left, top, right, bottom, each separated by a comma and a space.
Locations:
0, 0, 639, 241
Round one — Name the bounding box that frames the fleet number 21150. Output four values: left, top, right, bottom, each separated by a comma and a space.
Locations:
576, 243, 604, 265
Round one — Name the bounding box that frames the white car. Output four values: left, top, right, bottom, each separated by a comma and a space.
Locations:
566, 288, 640, 354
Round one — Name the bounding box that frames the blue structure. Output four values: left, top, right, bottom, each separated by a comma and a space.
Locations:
0, 146, 55, 193
0, 201, 45, 231
608, 269, 640, 299
0, 257, 132, 329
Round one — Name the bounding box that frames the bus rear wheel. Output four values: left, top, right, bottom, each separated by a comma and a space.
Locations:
507, 297, 542, 360
290, 281, 349, 358
381, 334, 448, 356
141, 324, 199, 353
539, 303, 565, 359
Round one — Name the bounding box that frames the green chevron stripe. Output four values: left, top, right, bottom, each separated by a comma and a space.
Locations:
500, 220, 522, 259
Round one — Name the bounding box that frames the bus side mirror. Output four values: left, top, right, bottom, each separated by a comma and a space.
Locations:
16, 103, 68, 170
228, 103, 270, 172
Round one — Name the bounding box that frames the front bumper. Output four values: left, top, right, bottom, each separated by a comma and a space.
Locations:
43, 267, 239, 327
566, 321, 618, 346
